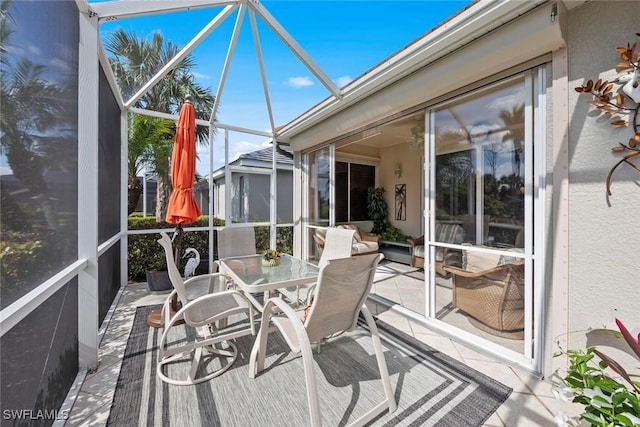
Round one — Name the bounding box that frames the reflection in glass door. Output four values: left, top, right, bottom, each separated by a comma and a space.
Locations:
428, 74, 532, 358
304, 147, 331, 263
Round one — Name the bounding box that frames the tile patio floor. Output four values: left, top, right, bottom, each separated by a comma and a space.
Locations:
65, 262, 583, 427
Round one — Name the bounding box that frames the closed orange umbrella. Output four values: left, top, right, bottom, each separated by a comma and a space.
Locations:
166, 97, 201, 225
150, 97, 201, 328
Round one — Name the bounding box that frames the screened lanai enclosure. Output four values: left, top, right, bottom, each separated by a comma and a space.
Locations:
0, 1, 555, 415
4, 0, 638, 423
0, 0, 346, 418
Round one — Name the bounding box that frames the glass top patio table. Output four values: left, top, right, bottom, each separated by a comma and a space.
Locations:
219, 254, 320, 295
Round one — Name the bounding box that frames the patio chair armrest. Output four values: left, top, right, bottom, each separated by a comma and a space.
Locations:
443, 264, 508, 278
184, 272, 230, 293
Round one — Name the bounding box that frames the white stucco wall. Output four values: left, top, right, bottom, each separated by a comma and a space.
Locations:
379, 143, 424, 239
565, 1, 639, 350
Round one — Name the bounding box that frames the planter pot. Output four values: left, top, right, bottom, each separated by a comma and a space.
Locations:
146, 269, 173, 293
261, 258, 281, 267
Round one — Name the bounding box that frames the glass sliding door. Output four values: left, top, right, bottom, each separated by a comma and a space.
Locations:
335, 161, 375, 223
428, 73, 534, 357
304, 147, 331, 263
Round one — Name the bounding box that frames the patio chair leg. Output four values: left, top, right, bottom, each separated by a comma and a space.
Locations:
361, 306, 397, 414
249, 309, 270, 378
300, 341, 322, 427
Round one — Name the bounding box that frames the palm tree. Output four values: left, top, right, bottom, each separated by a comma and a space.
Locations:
127, 114, 173, 214
104, 28, 215, 221
0, 0, 75, 228
0, 0, 14, 62
499, 104, 524, 178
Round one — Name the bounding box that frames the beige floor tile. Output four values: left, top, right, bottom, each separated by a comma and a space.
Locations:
408, 320, 440, 336
66, 392, 112, 427
452, 340, 498, 363
512, 368, 555, 397
413, 332, 462, 360
536, 394, 585, 423
461, 359, 532, 395
494, 392, 557, 427
482, 410, 506, 427
80, 358, 121, 398
376, 311, 413, 335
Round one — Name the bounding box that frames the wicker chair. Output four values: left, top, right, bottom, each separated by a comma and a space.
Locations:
443, 251, 525, 339
407, 223, 465, 274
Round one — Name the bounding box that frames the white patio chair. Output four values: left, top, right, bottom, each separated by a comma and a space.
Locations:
217, 226, 257, 258
215, 226, 258, 290
318, 227, 355, 268
156, 232, 256, 386
249, 253, 396, 426
296, 227, 356, 305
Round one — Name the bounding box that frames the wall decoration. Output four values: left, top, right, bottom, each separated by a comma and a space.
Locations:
395, 184, 406, 221
574, 33, 640, 196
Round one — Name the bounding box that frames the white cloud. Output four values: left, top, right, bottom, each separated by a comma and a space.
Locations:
287, 76, 313, 88
488, 86, 526, 113
228, 138, 281, 162
49, 58, 72, 73
27, 44, 41, 56
192, 71, 211, 80
335, 75, 352, 87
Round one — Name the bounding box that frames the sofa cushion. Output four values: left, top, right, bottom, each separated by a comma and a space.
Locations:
435, 223, 464, 243
337, 224, 362, 242
499, 248, 525, 265
462, 247, 524, 273
413, 246, 449, 262
463, 250, 502, 273
352, 240, 378, 255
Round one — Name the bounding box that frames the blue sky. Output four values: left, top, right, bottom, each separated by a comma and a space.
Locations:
95, 1, 472, 175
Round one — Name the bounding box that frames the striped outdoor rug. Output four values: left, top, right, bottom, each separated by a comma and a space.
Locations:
108, 305, 511, 426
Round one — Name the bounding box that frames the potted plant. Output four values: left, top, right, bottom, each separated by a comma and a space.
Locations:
262, 249, 281, 267
367, 187, 390, 235
551, 318, 640, 426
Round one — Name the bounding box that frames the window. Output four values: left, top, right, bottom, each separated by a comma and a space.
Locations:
239, 175, 245, 221
434, 77, 525, 247
335, 162, 375, 223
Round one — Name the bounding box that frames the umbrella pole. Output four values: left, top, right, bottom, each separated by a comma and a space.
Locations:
170, 224, 184, 313
173, 224, 184, 265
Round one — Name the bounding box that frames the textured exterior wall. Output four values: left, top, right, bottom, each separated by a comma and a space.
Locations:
566, 1, 639, 350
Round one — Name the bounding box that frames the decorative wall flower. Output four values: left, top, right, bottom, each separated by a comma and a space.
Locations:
575, 33, 640, 195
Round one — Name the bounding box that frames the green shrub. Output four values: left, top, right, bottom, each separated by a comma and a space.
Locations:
127, 217, 222, 281
0, 229, 75, 304
380, 225, 410, 242
252, 221, 293, 255
127, 217, 293, 281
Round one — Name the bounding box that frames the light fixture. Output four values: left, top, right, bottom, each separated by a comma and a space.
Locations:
394, 164, 402, 179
